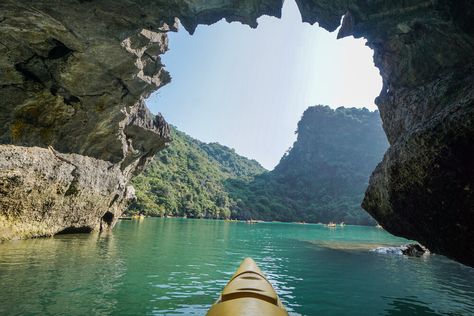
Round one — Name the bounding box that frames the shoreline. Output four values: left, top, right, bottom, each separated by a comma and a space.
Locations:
120, 215, 381, 228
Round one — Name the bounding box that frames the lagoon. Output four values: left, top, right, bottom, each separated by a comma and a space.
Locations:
0, 218, 473, 315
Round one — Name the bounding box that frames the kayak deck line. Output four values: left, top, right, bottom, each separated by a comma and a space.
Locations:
206, 257, 289, 316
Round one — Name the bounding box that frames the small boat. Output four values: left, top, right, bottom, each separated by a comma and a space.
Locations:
207, 258, 288, 316
118, 217, 132, 221
225, 219, 239, 222
327, 222, 337, 228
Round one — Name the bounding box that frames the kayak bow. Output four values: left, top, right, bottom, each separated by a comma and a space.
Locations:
206, 257, 289, 316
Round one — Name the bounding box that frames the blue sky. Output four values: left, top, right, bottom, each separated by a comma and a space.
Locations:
147, 0, 382, 170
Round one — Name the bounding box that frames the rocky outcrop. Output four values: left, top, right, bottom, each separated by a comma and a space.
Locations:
0, 145, 135, 239
1, 0, 473, 266
401, 244, 429, 257
372, 243, 429, 257
0, 1, 173, 164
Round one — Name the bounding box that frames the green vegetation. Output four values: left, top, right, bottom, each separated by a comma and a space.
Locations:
226, 106, 388, 225
129, 106, 388, 225
128, 127, 266, 218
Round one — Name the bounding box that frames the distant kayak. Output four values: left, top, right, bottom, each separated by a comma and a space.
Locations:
207, 258, 288, 316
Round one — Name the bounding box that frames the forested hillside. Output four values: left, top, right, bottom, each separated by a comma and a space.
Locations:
130, 106, 388, 225
226, 106, 388, 225
128, 127, 266, 218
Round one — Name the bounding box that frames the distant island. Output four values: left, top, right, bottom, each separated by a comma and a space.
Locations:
128, 105, 388, 225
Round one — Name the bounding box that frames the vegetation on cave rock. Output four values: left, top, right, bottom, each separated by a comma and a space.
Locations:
129, 106, 388, 224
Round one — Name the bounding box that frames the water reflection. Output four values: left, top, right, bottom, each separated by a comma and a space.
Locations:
0, 232, 125, 315
383, 297, 442, 316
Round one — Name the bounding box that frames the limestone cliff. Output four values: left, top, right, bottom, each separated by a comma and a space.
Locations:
0, 0, 473, 266
225, 106, 388, 225
0, 145, 135, 239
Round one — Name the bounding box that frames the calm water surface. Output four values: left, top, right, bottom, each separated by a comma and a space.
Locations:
0, 218, 473, 315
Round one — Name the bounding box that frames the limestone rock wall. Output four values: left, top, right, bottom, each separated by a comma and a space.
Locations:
0, 145, 133, 239
0, 1, 173, 164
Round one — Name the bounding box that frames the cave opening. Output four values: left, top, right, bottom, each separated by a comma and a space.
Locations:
56, 226, 93, 235
147, 0, 383, 170
47, 39, 73, 59
132, 0, 388, 225
102, 211, 115, 227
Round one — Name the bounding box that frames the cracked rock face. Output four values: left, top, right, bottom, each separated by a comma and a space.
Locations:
1, 0, 473, 267
0, 145, 135, 239
0, 1, 173, 164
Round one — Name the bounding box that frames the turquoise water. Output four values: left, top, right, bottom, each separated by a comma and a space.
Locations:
0, 218, 473, 315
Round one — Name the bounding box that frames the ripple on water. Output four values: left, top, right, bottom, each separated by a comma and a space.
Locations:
0, 219, 473, 316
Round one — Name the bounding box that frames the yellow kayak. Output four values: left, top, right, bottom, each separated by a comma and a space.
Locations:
206, 258, 289, 316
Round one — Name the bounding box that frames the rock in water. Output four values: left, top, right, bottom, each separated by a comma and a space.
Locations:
372, 244, 429, 257
401, 244, 429, 257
